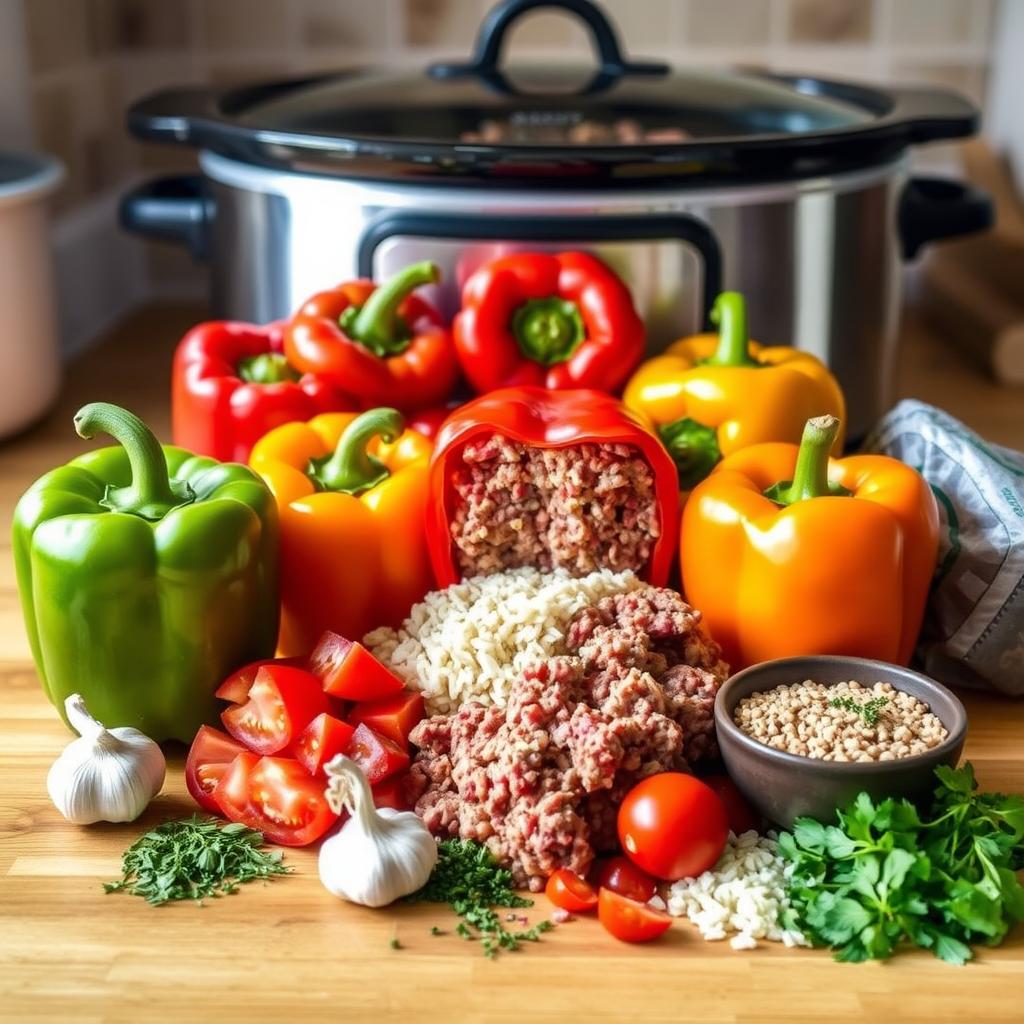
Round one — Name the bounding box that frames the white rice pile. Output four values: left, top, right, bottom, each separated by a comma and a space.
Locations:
666, 831, 808, 950
364, 567, 642, 714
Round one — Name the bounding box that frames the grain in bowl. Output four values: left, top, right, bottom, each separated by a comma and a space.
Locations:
732, 679, 948, 762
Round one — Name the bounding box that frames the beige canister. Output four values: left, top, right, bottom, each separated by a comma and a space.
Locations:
0, 152, 63, 438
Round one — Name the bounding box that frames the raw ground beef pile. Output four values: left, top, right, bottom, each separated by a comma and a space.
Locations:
407, 587, 729, 890
448, 435, 659, 578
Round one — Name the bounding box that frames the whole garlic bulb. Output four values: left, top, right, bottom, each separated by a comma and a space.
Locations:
320, 755, 437, 908
47, 694, 166, 824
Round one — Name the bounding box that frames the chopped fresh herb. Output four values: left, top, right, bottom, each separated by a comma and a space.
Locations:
780, 763, 1024, 964
406, 839, 553, 958
389, 937, 402, 950
430, 925, 443, 936
104, 815, 290, 905
828, 694, 890, 726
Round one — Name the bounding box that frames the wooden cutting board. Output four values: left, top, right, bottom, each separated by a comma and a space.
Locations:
2, 306, 1024, 1023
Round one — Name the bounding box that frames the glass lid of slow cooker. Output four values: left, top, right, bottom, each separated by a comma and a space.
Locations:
229, 65, 878, 148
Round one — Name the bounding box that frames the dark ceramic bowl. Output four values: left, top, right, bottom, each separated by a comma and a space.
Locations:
714, 656, 967, 828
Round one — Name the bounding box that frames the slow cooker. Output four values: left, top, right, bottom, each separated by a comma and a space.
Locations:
121, 0, 992, 438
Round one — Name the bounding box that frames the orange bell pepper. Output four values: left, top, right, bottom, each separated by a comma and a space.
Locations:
623, 292, 845, 493
250, 409, 432, 658
680, 415, 939, 670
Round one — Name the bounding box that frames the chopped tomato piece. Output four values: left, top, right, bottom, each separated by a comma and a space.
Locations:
591, 856, 657, 904
185, 725, 248, 813
295, 713, 355, 776
597, 888, 672, 943
213, 754, 337, 847
345, 723, 409, 785
546, 869, 598, 913
372, 772, 410, 811
308, 631, 404, 701
347, 690, 424, 746
215, 656, 305, 705
221, 663, 329, 756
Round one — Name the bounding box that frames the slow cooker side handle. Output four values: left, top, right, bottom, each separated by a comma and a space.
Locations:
119, 175, 212, 260
899, 177, 993, 260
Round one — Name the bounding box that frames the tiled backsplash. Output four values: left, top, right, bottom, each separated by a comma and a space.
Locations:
22, 0, 998, 288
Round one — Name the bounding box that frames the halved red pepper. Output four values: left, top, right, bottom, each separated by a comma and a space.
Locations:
284, 262, 459, 411
453, 251, 644, 394
172, 320, 355, 462
427, 387, 679, 587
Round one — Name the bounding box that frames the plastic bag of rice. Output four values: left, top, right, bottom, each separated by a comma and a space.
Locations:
364, 567, 641, 714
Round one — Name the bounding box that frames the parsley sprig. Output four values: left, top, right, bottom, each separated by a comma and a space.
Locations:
828, 694, 890, 726
406, 839, 553, 958
104, 815, 290, 905
779, 763, 1024, 964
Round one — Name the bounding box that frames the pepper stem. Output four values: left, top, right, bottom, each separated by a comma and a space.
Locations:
658, 417, 722, 490
339, 262, 440, 357
764, 415, 850, 505
74, 402, 194, 521
237, 352, 300, 384
309, 408, 404, 495
702, 292, 758, 368
512, 297, 585, 366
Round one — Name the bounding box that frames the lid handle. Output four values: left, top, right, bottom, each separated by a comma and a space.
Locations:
429, 0, 668, 91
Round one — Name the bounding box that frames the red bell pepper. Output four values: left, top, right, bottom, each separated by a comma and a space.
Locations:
172, 320, 354, 462
453, 251, 645, 394
427, 387, 679, 587
284, 262, 459, 411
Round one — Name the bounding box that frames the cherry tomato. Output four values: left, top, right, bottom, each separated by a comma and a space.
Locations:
700, 774, 760, 836
221, 663, 329, 755
345, 723, 410, 784
597, 888, 672, 943
214, 656, 306, 705
347, 690, 425, 746
213, 753, 337, 846
545, 869, 598, 913
591, 855, 657, 903
294, 713, 355, 775
617, 772, 729, 881
307, 631, 405, 701
185, 725, 247, 813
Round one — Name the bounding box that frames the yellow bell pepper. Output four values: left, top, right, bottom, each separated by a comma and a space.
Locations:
250, 409, 433, 658
623, 292, 846, 491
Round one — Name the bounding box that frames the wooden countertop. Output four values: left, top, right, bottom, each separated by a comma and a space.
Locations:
2, 304, 1023, 1023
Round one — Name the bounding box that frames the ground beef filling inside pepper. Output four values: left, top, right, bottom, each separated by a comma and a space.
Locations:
448, 435, 660, 578
406, 588, 728, 891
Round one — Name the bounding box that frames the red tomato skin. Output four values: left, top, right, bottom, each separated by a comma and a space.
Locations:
699, 774, 760, 836
617, 773, 729, 882
221, 664, 330, 755
545, 870, 598, 913
308, 631, 405, 701
215, 656, 305, 705
597, 888, 672, 943
347, 690, 425, 746
591, 856, 658, 903
213, 754, 337, 847
345, 723, 410, 785
185, 726, 248, 813
295, 713, 355, 775
372, 773, 411, 811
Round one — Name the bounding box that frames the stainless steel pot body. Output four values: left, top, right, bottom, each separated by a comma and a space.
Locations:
198, 152, 906, 439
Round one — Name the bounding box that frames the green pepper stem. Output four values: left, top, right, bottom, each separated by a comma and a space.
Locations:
704, 291, 758, 368
512, 297, 586, 367
764, 415, 848, 505
237, 352, 300, 384
74, 402, 194, 520
339, 262, 440, 357
658, 417, 721, 490
309, 408, 404, 495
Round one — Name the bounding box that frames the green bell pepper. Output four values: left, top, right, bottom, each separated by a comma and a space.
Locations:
12, 402, 279, 743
